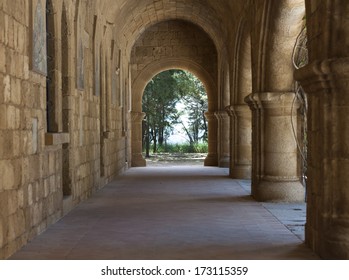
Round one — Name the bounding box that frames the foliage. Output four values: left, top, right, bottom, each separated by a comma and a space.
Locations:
174, 71, 208, 144
142, 69, 208, 156
144, 142, 208, 154
142, 70, 181, 156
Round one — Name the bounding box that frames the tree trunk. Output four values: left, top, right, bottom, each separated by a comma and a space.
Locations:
158, 127, 164, 146
145, 122, 150, 158
202, 110, 208, 141
153, 129, 157, 153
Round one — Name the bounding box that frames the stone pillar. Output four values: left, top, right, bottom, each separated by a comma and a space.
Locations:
204, 111, 218, 166
226, 105, 252, 179
131, 111, 146, 167
215, 110, 230, 167
245, 92, 304, 202
295, 58, 349, 259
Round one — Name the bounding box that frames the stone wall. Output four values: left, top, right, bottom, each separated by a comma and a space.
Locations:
131, 20, 217, 85
0, 0, 129, 259
2, 0, 349, 261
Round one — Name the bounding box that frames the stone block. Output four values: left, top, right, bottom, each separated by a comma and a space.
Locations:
34, 181, 42, 202
49, 175, 56, 193
15, 107, 21, 129
43, 177, 49, 198
17, 23, 26, 54
7, 16, 14, 49
7, 190, 18, 215
12, 19, 19, 51
39, 86, 46, 110
0, 131, 13, 158
6, 214, 16, 243
15, 53, 24, 79
0, 216, 4, 248
21, 108, 31, 130
23, 55, 29, 80
32, 202, 42, 226
2, 14, 9, 46
62, 95, 75, 110
0, 160, 15, 190
31, 118, 38, 154
27, 183, 33, 206
28, 155, 40, 181
0, 11, 5, 44
44, 196, 52, 216
6, 105, 19, 129
15, 209, 26, 237
21, 157, 29, 186
0, 44, 5, 73
48, 152, 55, 175
6, 48, 16, 77
21, 130, 30, 156
12, 131, 20, 157
3, 74, 10, 103
0, 190, 8, 217
11, 77, 21, 105
17, 188, 24, 208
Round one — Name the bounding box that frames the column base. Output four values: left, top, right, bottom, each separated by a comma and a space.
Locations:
230, 165, 251, 179
219, 156, 230, 168
131, 154, 146, 167
252, 179, 305, 202
204, 154, 218, 166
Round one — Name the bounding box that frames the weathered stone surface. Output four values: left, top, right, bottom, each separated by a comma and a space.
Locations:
0, 217, 4, 248
0, 160, 15, 190
1, 0, 349, 261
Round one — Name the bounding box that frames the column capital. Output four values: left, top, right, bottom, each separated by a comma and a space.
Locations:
244, 94, 259, 111
224, 105, 235, 117
244, 92, 299, 110
204, 111, 216, 121
131, 111, 146, 122
214, 110, 229, 120
225, 104, 250, 117
295, 58, 349, 94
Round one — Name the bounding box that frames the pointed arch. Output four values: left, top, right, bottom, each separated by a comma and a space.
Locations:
228, 17, 253, 179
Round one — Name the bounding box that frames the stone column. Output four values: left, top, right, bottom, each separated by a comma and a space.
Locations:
295, 58, 349, 259
131, 111, 146, 167
215, 110, 230, 167
245, 92, 304, 202
226, 105, 252, 179
204, 111, 218, 166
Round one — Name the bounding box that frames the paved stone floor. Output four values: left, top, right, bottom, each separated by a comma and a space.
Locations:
10, 166, 318, 260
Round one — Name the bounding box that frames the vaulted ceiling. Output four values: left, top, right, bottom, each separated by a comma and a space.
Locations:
99, 0, 246, 54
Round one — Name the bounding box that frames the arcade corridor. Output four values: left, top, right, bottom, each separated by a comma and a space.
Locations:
11, 166, 317, 260
3, 0, 349, 260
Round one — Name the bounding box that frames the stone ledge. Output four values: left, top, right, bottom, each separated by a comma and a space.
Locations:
295, 58, 349, 93
45, 133, 70, 146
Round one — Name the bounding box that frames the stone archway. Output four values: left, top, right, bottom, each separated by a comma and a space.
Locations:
227, 18, 253, 179
131, 58, 217, 167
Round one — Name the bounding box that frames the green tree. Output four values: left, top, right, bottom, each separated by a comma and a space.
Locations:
142, 70, 181, 156
174, 71, 208, 145
142, 70, 208, 156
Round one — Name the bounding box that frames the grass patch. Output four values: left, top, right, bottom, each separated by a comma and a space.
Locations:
145, 142, 208, 154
